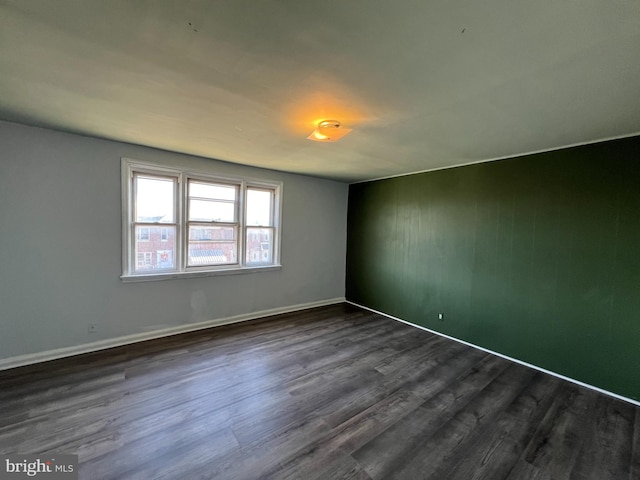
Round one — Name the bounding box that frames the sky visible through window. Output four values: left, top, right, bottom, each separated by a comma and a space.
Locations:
135, 176, 174, 222
247, 189, 272, 226
136, 176, 272, 225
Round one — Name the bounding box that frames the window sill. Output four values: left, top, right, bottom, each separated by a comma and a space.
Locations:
121, 265, 282, 283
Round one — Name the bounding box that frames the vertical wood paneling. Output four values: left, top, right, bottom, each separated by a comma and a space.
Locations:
346, 135, 640, 401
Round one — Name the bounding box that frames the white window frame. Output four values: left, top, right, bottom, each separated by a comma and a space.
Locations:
244, 186, 277, 267
186, 177, 239, 268
121, 158, 282, 282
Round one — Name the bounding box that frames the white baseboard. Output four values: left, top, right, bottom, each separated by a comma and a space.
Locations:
0, 297, 345, 371
348, 301, 640, 407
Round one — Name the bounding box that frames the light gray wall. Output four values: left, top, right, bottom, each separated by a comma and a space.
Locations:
0, 121, 348, 360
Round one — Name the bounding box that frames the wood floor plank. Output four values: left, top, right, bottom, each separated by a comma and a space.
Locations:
382, 363, 537, 480
435, 372, 562, 480
320, 343, 487, 429
205, 416, 334, 480
352, 354, 511, 479
506, 384, 598, 480
0, 303, 637, 480
373, 333, 449, 375
230, 368, 385, 450
506, 460, 552, 480
312, 455, 373, 480
568, 395, 636, 480
250, 389, 427, 480
632, 408, 640, 480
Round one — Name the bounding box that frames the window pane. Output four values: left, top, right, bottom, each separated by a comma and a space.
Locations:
189, 199, 236, 222
246, 227, 273, 264
189, 181, 237, 201
135, 175, 175, 223
188, 226, 237, 266
134, 226, 176, 272
246, 189, 273, 226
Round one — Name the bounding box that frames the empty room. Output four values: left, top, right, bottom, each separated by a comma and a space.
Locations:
1, 2, 639, 479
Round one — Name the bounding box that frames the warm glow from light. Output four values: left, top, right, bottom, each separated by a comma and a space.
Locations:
310, 130, 329, 140
307, 119, 352, 142
282, 80, 379, 140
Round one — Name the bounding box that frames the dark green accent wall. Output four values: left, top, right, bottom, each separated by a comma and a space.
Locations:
346, 136, 640, 401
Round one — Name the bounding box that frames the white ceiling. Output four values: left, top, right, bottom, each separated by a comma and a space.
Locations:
1, 1, 639, 182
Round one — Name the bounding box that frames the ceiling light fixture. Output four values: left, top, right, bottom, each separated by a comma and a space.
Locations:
307, 120, 352, 142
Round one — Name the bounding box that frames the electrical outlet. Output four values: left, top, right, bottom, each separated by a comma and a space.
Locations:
88, 323, 97, 333
438, 313, 444, 321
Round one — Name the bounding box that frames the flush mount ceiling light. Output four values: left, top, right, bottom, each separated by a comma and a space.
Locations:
307, 120, 352, 142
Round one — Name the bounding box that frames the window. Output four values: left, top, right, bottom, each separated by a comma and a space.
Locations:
245, 187, 276, 266
136, 252, 152, 268
137, 227, 150, 241
122, 159, 281, 280
187, 180, 239, 267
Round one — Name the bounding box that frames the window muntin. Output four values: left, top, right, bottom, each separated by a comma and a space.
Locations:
123, 160, 281, 278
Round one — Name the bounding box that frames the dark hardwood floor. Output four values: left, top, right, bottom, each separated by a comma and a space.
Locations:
0, 303, 638, 479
